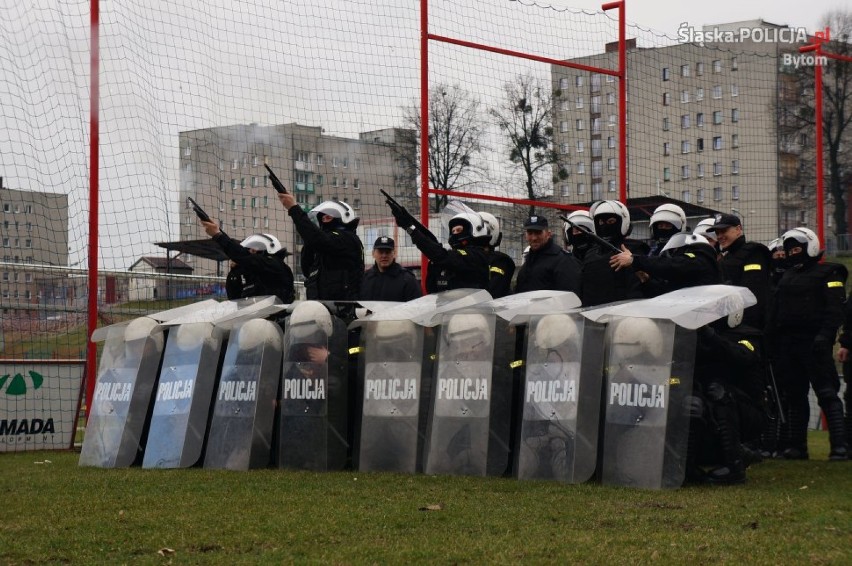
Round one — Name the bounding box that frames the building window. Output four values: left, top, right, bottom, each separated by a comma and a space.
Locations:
577, 140, 585, 153
712, 85, 722, 99
591, 96, 601, 113
608, 179, 616, 192
713, 59, 722, 73
316, 154, 324, 165
607, 158, 616, 171
681, 64, 690, 77
560, 184, 570, 197
731, 57, 738, 71
681, 190, 691, 203
251, 176, 258, 187
681, 165, 690, 179
681, 114, 690, 128
732, 160, 740, 174
731, 84, 739, 97
316, 175, 324, 186
591, 139, 602, 157
332, 157, 339, 167
219, 180, 224, 192
696, 112, 704, 127
697, 163, 705, 177
663, 117, 670, 131
576, 119, 585, 130
230, 199, 236, 210
576, 96, 584, 109
606, 92, 615, 104
713, 111, 723, 125
353, 199, 361, 210
240, 177, 246, 189
697, 188, 705, 203
713, 136, 723, 150
575, 75, 584, 87
681, 140, 691, 154
713, 162, 723, 176
663, 142, 671, 156
607, 136, 616, 149
681, 90, 689, 103
608, 114, 616, 127
353, 178, 360, 189
332, 177, 338, 187
663, 92, 671, 106
592, 182, 603, 199
577, 182, 586, 195
732, 134, 739, 148
732, 185, 740, 200
577, 162, 586, 174
731, 108, 739, 122
231, 179, 237, 190
662, 67, 670, 81
560, 121, 569, 133
592, 118, 601, 133
713, 187, 723, 201
559, 77, 569, 89
560, 142, 570, 154
697, 62, 704, 75
697, 138, 704, 152
663, 167, 671, 181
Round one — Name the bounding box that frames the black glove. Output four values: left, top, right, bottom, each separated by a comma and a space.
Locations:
811, 334, 834, 355
388, 201, 416, 231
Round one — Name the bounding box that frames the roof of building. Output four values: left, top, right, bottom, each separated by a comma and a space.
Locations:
129, 256, 193, 272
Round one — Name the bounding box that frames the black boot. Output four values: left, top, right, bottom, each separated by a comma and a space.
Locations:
782, 397, 810, 460
706, 386, 746, 485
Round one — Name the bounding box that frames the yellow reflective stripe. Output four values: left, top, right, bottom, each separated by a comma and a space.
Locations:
828, 281, 844, 288
738, 340, 755, 352
669, 377, 681, 386
684, 253, 695, 258
348, 346, 362, 355
743, 264, 762, 271
490, 266, 506, 275
457, 250, 467, 256
509, 360, 524, 369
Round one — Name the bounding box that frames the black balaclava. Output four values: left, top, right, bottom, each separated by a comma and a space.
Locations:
595, 214, 623, 243
447, 219, 472, 249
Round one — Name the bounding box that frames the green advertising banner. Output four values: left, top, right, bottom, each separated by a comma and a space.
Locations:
0, 361, 84, 452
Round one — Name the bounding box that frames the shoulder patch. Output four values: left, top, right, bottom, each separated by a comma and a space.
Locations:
457, 250, 467, 256
827, 281, 844, 288
684, 252, 696, 258
490, 266, 506, 275
743, 263, 762, 271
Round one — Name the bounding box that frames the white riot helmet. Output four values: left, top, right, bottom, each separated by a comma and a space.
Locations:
767, 237, 783, 253
310, 199, 359, 229
590, 200, 631, 237
693, 218, 717, 241
123, 316, 163, 356
288, 301, 334, 343
661, 233, 711, 254
533, 314, 580, 351
781, 227, 821, 258
562, 210, 594, 242
172, 322, 212, 352
610, 317, 665, 360
241, 233, 282, 254
478, 211, 502, 247
447, 212, 489, 247
445, 313, 492, 351
374, 319, 418, 354
649, 204, 687, 232
236, 319, 276, 351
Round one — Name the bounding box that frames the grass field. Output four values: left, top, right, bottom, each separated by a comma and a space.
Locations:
1, 432, 849, 565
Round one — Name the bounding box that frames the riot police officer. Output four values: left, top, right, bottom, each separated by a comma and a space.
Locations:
579, 200, 648, 306
278, 194, 364, 301
562, 210, 594, 260
515, 215, 581, 294
609, 233, 722, 293
707, 213, 772, 330
769, 227, 848, 460
478, 211, 516, 298
388, 202, 490, 292
647, 203, 687, 257
199, 220, 295, 304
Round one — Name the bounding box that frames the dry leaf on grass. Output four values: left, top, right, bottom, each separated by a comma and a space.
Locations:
157, 548, 176, 556
419, 503, 444, 511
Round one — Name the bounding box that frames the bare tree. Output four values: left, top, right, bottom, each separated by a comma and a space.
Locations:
398, 83, 487, 212
820, 11, 852, 242
776, 12, 852, 243
490, 73, 561, 215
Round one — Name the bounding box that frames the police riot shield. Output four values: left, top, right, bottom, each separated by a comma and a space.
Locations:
79, 317, 165, 467
356, 319, 433, 473
515, 313, 605, 483
278, 301, 349, 471
599, 316, 695, 489
142, 321, 225, 468
204, 319, 283, 470
423, 311, 514, 477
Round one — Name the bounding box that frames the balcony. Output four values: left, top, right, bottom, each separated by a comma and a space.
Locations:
294, 160, 315, 173
294, 182, 315, 194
